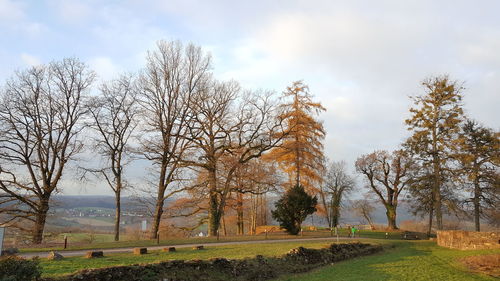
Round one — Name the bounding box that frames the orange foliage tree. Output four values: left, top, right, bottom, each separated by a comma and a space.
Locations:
267, 81, 326, 192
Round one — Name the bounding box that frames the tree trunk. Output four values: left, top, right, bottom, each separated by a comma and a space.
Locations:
319, 190, 330, 227
114, 189, 121, 241
295, 133, 301, 187
250, 195, 257, 234
221, 213, 227, 236
427, 204, 434, 237
236, 192, 244, 235
331, 194, 341, 228
151, 163, 168, 239
259, 194, 267, 226
473, 177, 481, 232
207, 167, 222, 237
432, 146, 443, 230
208, 194, 220, 236
32, 199, 50, 244
433, 183, 443, 230
385, 205, 398, 230
150, 198, 163, 239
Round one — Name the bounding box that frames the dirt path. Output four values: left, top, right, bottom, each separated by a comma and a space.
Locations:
20, 236, 359, 258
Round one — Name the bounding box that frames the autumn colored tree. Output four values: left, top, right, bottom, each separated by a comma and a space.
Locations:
183, 82, 285, 236
229, 159, 280, 235
455, 119, 499, 231
405, 75, 464, 230
0, 58, 95, 243
271, 184, 317, 235
319, 160, 354, 228
267, 81, 326, 192
355, 150, 415, 230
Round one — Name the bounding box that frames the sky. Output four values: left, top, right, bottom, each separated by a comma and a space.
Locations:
1, 0, 499, 195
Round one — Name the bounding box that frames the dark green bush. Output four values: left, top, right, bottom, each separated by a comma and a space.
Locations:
0, 256, 41, 281
271, 184, 317, 235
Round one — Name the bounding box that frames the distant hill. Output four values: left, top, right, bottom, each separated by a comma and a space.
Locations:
51, 195, 145, 210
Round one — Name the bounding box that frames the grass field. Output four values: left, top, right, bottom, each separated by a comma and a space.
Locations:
276, 241, 499, 281
38, 239, 500, 280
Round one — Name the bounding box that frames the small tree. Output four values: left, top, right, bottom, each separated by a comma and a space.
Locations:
319, 160, 354, 228
272, 185, 317, 235
351, 199, 376, 230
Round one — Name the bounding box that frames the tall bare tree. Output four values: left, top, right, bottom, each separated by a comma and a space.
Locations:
355, 150, 414, 230
405, 75, 464, 230
0, 58, 95, 243
139, 40, 211, 239
184, 81, 285, 236
319, 160, 354, 228
455, 119, 499, 231
85, 75, 139, 241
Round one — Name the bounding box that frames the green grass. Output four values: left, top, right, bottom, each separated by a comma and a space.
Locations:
39, 240, 342, 277
20, 229, 402, 253
276, 241, 500, 281
38, 239, 498, 280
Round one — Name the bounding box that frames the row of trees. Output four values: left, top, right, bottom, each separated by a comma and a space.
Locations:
0, 39, 496, 243
355, 76, 499, 233
0, 40, 331, 243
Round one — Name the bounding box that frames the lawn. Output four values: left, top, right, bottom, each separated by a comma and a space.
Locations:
39, 240, 344, 277
275, 241, 499, 281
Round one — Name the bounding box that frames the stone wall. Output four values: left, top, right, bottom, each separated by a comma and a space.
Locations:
437, 230, 500, 250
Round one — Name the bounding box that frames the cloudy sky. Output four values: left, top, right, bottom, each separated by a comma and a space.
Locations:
1, 0, 499, 195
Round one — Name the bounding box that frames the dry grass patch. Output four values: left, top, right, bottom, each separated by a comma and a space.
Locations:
461, 254, 500, 278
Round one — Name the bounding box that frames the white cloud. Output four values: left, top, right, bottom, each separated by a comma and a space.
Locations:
0, 0, 25, 23
49, 0, 92, 23
20, 53, 41, 66
1, 0, 499, 194
88, 56, 121, 81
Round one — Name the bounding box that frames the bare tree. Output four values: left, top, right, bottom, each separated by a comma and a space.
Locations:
355, 150, 415, 230
0, 58, 95, 243
85, 75, 139, 241
183, 81, 286, 236
138, 40, 211, 239
351, 199, 376, 230
319, 160, 354, 228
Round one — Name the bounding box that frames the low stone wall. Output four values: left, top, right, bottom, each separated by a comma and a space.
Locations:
40, 243, 383, 281
437, 230, 500, 250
